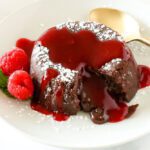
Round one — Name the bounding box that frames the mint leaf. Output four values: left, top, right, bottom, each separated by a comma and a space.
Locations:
0, 69, 8, 88
1, 87, 13, 97
0, 69, 13, 97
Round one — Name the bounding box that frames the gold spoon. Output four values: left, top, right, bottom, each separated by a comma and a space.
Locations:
89, 8, 150, 45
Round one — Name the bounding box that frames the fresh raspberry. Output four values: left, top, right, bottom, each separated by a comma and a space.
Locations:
8, 70, 34, 100
0, 48, 29, 76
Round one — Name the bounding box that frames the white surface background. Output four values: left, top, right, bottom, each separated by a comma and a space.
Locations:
0, 0, 150, 150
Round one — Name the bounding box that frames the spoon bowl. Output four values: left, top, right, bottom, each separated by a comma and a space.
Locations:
89, 8, 150, 45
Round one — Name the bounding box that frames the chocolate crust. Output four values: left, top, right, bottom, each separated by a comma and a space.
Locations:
99, 57, 139, 102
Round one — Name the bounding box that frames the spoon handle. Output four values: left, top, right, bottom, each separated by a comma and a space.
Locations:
127, 36, 150, 46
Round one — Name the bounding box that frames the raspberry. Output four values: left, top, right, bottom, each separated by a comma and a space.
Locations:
8, 70, 34, 100
0, 48, 29, 76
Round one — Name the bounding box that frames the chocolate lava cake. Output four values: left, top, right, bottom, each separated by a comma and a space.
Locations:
30, 21, 139, 124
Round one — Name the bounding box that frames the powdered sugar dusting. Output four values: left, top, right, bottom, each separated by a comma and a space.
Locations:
56, 21, 124, 41
30, 42, 78, 84
101, 58, 122, 71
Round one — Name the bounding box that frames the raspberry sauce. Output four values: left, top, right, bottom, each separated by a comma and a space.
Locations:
31, 103, 69, 121
82, 73, 133, 123
16, 38, 34, 59
138, 65, 150, 88
41, 68, 59, 91
52, 112, 69, 121
31, 103, 52, 115
38, 27, 128, 70
16, 27, 149, 123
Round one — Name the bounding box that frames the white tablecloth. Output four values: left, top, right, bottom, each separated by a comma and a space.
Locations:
0, 0, 150, 150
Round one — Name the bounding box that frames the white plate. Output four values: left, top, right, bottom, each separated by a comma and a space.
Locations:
0, 0, 150, 149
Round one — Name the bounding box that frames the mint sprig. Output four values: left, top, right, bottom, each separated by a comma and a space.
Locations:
0, 69, 8, 87
0, 69, 12, 97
